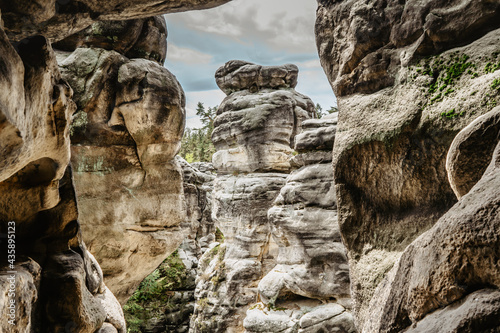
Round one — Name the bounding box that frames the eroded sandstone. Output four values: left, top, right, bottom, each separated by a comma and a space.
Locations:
54, 16, 187, 303
244, 114, 355, 333
316, 0, 500, 331
191, 61, 314, 332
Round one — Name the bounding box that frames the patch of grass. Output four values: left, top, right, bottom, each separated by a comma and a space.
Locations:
491, 78, 500, 91
485, 62, 500, 74
441, 108, 465, 119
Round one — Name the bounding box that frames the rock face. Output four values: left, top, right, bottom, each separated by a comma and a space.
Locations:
0, 0, 231, 331
0, 14, 123, 331
212, 61, 313, 174
243, 114, 356, 333
164, 158, 217, 333
54, 16, 187, 303
316, 1, 500, 331
190, 61, 314, 332
2, 0, 231, 42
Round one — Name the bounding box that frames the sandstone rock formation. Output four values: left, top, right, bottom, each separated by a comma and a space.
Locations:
316, 0, 500, 331
243, 114, 356, 333
53, 16, 187, 303
122, 157, 216, 333
2, 0, 231, 42
0, 0, 232, 331
212, 60, 314, 174
0, 14, 124, 331
190, 61, 315, 332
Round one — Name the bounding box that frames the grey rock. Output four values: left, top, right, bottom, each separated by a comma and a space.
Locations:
2, 0, 231, 42
275, 163, 336, 208
215, 60, 298, 95
363, 139, 500, 332
295, 125, 336, 151
320, 17, 500, 328
290, 150, 333, 168
212, 88, 314, 173
316, 0, 500, 96
97, 323, 119, 333
446, 106, 500, 198
402, 289, 500, 333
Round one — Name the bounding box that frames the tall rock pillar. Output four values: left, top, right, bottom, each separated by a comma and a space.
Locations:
190, 61, 314, 332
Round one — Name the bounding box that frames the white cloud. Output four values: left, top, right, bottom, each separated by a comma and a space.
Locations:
167, 0, 318, 54
297, 59, 322, 69
167, 44, 213, 64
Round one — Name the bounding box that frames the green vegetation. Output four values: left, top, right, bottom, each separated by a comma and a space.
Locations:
179, 102, 216, 163
492, 78, 500, 91
123, 250, 190, 333
70, 111, 88, 136
441, 108, 465, 119
411, 50, 500, 118
314, 103, 338, 118
420, 53, 476, 101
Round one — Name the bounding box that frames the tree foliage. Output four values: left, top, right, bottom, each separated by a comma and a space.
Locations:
178, 102, 217, 163
314, 103, 338, 118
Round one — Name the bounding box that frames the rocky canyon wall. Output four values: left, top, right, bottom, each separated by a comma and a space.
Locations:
0, 1, 228, 332
243, 113, 356, 333
316, 0, 500, 331
55, 16, 188, 304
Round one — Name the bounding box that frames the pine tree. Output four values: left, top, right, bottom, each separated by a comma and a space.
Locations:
178, 103, 217, 163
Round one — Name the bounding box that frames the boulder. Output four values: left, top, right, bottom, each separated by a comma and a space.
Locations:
446, 106, 500, 198
212, 62, 314, 174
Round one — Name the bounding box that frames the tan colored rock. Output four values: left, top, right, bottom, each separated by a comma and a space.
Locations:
446, 106, 500, 198
53, 16, 168, 64
0, 16, 117, 331
2, 0, 232, 42
57, 45, 187, 303
316, 6, 500, 326
0, 259, 40, 332
0, 31, 74, 222
212, 61, 314, 174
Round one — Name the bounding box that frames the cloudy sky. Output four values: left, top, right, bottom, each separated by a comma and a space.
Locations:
164, 0, 336, 128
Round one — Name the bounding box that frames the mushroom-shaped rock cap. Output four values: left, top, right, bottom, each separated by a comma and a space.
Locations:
215, 60, 298, 95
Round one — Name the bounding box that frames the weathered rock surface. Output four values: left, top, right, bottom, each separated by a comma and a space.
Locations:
54, 15, 187, 303
191, 173, 287, 332
316, 1, 500, 331
0, 9, 125, 330
446, 106, 500, 198
364, 136, 500, 332
2, 0, 231, 42
191, 61, 314, 332
53, 17, 168, 64
212, 61, 314, 174
245, 114, 355, 333
215, 60, 299, 95
1, 0, 231, 329
316, 0, 500, 97
120, 157, 216, 333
